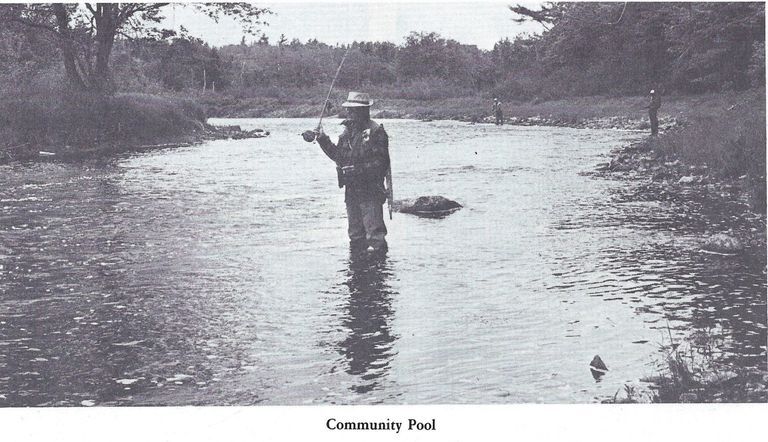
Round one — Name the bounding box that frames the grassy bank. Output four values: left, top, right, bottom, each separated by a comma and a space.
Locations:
0, 92, 211, 162
197, 89, 755, 125
652, 91, 766, 211
600, 88, 766, 213
199, 89, 663, 121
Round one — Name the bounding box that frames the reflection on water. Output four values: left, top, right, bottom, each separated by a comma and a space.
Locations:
1, 119, 765, 405
336, 251, 397, 394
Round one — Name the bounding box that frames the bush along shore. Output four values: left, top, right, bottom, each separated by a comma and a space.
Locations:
0, 92, 269, 164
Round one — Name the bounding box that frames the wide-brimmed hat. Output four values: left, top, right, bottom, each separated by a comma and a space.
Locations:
342, 91, 373, 107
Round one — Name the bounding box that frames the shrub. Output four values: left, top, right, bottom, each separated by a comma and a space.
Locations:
1, 91, 207, 149
107, 93, 206, 141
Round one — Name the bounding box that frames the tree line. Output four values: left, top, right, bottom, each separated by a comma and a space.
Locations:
1, 2, 764, 103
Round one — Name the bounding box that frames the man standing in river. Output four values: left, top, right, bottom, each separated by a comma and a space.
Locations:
647, 89, 661, 136
309, 91, 390, 254
493, 98, 503, 125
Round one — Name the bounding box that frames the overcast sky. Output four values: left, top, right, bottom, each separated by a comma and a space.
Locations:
163, 1, 545, 50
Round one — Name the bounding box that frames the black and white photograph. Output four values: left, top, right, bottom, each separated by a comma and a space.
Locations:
0, 0, 766, 436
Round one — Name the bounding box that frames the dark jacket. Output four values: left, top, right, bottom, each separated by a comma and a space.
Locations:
317, 119, 390, 203
649, 95, 661, 112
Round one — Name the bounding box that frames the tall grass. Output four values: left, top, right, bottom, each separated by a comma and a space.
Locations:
653, 89, 766, 212
647, 325, 767, 403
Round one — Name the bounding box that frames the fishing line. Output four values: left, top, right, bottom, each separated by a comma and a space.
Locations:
318, 46, 352, 127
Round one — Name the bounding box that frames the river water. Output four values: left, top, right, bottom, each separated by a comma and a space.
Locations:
1, 119, 765, 405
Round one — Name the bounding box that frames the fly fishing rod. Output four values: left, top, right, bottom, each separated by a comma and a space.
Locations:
300, 46, 394, 221
302, 47, 351, 142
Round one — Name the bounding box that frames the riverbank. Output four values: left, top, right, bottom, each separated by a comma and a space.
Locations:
596, 90, 765, 215
0, 93, 268, 164
593, 91, 766, 403
4, 90, 758, 163
196, 90, 759, 130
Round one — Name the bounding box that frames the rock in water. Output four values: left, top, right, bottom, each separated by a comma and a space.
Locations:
302, 130, 317, 142
392, 196, 462, 218
702, 233, 744, 254
677, 175, 700, 185
589, 355, 608, 381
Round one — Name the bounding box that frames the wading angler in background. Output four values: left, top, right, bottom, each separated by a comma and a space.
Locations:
493, 98, 504, 125
305, 92, 391, 254
646, 89, 662, 136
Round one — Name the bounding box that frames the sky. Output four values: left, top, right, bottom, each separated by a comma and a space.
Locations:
164, 1, 546, 50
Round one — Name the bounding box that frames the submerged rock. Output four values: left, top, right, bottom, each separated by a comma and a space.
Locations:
393, 196, 462, 218
702, 233, 744, 254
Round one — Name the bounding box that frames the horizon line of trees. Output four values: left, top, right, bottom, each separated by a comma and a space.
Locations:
1, 2, 765, 103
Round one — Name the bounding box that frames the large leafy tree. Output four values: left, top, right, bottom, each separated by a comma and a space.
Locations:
663, 2, 765, 91
0, 3, 270, 93
508, 2, 764, 95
